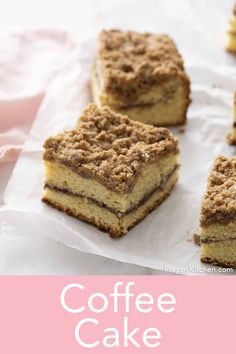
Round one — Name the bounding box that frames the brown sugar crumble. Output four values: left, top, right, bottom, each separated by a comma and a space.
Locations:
98, 29, 189, 100
193, 233, 201, 245
43, 104, 178, 194
200, 156, 236, 226
178, 127, 185, 134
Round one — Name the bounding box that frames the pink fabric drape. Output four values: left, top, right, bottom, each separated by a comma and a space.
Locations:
0, 29, 75, 164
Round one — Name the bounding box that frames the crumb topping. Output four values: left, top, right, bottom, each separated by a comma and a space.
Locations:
200, 156, 236, 225
97, 29, 189, 100
43, 104, 178, 193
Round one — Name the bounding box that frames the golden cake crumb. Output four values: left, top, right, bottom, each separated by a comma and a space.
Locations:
200, 156, 236, 226
44, 104, 178, 193
227, 93, 236, 145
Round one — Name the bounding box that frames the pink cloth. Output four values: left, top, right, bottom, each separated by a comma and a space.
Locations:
0, 29, 76, 164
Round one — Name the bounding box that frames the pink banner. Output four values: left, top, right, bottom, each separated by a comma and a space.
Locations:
0, 276, 234, 353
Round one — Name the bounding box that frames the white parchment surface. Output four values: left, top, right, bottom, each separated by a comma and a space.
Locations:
1, 0, 236, 274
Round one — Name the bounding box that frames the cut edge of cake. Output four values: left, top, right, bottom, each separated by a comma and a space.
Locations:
42, 166, 178, 238
226, 4, 236, 53
227, 92, 236, 145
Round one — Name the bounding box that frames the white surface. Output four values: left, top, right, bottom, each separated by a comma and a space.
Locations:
1, 0, 236, 275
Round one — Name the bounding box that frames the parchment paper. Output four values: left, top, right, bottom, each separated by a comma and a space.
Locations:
1, 0, 236, 274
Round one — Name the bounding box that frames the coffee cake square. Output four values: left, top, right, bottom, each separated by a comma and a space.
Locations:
199, 156, 236, 268
42, 104, 179, 237
91, 29, 190, 126
227, 92, 236, 145
226, 4, 236, 53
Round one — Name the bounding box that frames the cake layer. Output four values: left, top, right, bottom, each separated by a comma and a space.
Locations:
228, 93, 236, 145
93, 60, 188, 107
229, 15, 236, 31
44, 165, 178, 216
199, 220, 236, 242
42, 167, 178, 238
113, 89, 187, 126
226, 6, 236, 52
200, 212, 236, 269
92, 68, 188, 126
201, 239, 236, 268
226, 31, 236, 53
44, 154, 179, 213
